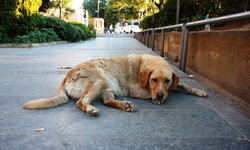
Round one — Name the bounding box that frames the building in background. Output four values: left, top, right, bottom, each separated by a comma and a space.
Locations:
41, 7, 88, 26
71, 8, 88, 26
94, 18, 104, 33
71, 8, 83, 23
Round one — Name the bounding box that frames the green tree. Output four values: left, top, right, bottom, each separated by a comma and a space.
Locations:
109, 0, 160, 25
142, 0, 250, 30
0, 0, 42, 37
15, 0, 42, 15
39, 0, 52, 12
63, 7, 76, 21
50, 0, 73, 8
82, 0, 107, 18
39, 0, 74, 12
196, 0, 250, 19
151, 0, 166, 10
104, 5, 118, 28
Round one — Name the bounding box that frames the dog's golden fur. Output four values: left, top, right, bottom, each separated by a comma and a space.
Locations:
23, 54, 207, 116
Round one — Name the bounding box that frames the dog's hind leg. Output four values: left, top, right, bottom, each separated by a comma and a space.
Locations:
76, 81, 103, 117
99, 88, 138, 112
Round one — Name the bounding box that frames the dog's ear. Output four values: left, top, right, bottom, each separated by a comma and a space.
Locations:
140, 68, 153, 87
172, 72, 179, 89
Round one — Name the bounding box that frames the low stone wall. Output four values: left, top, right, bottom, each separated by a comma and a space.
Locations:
136, 30, 250, 104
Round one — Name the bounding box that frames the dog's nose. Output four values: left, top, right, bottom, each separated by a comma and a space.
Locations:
157, 92, 164, 98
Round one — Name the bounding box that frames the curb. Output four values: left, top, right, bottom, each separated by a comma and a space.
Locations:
0, 41, 68, 48
96, 33, 134, 38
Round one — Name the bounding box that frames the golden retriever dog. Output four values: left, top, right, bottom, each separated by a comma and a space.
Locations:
23, 54, 207, 116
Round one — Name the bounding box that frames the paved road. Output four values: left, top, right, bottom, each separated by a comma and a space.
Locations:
0, 37, 250, 149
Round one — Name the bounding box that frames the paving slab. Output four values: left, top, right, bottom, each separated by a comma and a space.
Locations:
0, 37, 250, 149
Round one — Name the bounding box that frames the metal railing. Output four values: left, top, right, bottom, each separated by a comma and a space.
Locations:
180, 11, 250, 72
136, 11, 250, 72
136, 24, 185, 57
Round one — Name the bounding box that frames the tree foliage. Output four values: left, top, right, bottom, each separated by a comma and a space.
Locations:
70, 21, 89, 40
82, 0, 107, 18
104, 5, 118, 27
0, 0, 95, 43
0, 0, 42, 37
15, 28, 61, 43
142, 0, 250, 30
39, 0, 52, 12
151, 0, 166, 10
108, 0, 161, 26
39, 0, 73, 13
196, 0, 250, 18
63, 7, 76, 21
50, 0, 73, 8
15, 0, 42, 15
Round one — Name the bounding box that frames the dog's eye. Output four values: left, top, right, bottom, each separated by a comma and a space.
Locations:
165, 80, 170, 83
152, 79, 157, 82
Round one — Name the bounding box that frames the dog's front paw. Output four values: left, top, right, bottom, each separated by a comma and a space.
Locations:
86, 106, 99, 117
123, 101, 138, 112
193, 89, 207, 97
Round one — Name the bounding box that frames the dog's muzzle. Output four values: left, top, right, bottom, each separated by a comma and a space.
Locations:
152, 92, 165, 105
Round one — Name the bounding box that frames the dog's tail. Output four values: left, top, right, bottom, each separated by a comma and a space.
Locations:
22, 78, 69, 109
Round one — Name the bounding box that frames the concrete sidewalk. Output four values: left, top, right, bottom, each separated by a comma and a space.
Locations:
0, 37, 249, 149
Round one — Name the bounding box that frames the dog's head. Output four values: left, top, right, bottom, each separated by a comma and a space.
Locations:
140, 67, 179, 105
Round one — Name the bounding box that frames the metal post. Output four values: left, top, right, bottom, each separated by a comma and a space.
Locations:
180, 27, 190, 72
179, 24, 186, 69
160, 29, 165, 57
59, 0, 62, 19
97, 0, 99, 18
144, 31, 146, 45
142, 32, 144, 44
147, 31, 149, 47
141, 33, 143, 43
176, 0, 179, 25
142, 32, 144, 43
146, 0, 148, 29
176, 0, 180, 31
152, 29, 155, 51
153, 0, 155, 29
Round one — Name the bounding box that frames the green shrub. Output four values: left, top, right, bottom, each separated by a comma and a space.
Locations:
29, 29, 45, 43
40, 28, 61, 42
36, 14, 47, 30
42, 17, 68, 40
70, 21, 89, 40
41, 16, 81, 42
87, 26, 96, 39
73, 26, 85, 40
0, 13, 39, 36
15, 35, 30, 44
15, 28, 61, 44
62, 22, 81, 42
0, 0, 42, 37
0, 26, 8, 43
